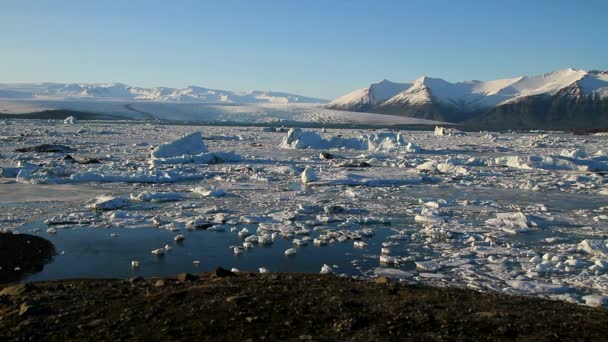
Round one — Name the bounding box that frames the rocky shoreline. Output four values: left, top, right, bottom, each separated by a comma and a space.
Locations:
1, 269, 607, 341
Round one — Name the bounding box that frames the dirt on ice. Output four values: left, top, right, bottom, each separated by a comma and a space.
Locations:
1, 270, 607, 341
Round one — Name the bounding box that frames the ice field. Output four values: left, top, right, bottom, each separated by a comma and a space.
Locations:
1, 119, 608, 307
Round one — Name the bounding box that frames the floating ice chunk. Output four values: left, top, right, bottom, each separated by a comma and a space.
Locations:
485, 212, 533, 233
191, 188, 227, 197
494, 155, 581, 171
148, 133, 240, 165
88, 195, 130, 210
436, 163, 468, 175
313, 237, 328, 246
238, 228, 251, 238
151, 248, 165, 256
487, 256, 507, 264
434, 126, 446, 136
424, 201, 442, 209
506, 280, 569, 294
71, 168, 210, 183
151, 132, 208, 160
151, 151, 241, 166
131, 260, 140, 268
415, 260, 441, 272
174, 234, 185, 242
592, 260, 607, 271
131, 191, 185, 202
320, 264, 333, 274
281, 128, 417, 152
366, 132, 410, 152
564, 258, 584, 268
381, 248, 391, 255
374, 267, 413, 279
578, 239, 608, 257
380, 255, 400, 265
582, 295, 608, 307
243, 242, 254, 249
186, 218, 213, 230
285, 248, 297, 256
353, 241, 367, 248
293, 239, 308, 246
405, 142, 421, 153
46, 228, 57, 234
414, 208, 445, 225
416, 161, 437, 172
231, 268, 240, 273
281, 128, 326, 149
301, 167, 318, 184
560, 148, 587, 159
259, 267, 270, 273
233, 247, 243, 255
258, 235, 274, 245
530, 256, 542, 264
244, 235, 259, 243
483, 132, 497, 140
64, 116, 77, 124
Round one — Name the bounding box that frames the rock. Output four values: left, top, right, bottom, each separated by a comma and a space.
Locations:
320, 152, 333, 160
19, 303, 43, 317
128, 276, 144, 284
375, 276, 390, 284
226, 295, 246, 304
154, 279, 167, 287
0, 283, 32, 297
64, 155, 101, 164
63, 155, 77, 163
176, 273, 198, 282
14, 144, 75, 153
85, 319, 104, 328
213, 267, 235, 278
78, 157, 101, 164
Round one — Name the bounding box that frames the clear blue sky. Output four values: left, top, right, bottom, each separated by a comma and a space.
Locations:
1, 0, 607, 99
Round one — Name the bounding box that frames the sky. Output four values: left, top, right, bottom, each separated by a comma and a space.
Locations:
1, 0, 607, 99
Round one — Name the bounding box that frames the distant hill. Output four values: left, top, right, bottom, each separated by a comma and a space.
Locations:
0, 82, 327, 104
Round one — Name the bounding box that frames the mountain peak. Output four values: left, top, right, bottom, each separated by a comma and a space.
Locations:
326, 67, 608, 125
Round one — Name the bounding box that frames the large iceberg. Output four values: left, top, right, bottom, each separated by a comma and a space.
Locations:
149, 132, 240, 165
280, 128, 419, 152
151, 132, 208, 159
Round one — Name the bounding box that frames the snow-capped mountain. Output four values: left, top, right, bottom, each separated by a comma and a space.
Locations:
325, 79, 411, 111
327, 68, 608, 128
0, 82, 326, 104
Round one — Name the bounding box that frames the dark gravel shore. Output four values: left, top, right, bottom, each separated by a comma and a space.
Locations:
1, 270, 607, 341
